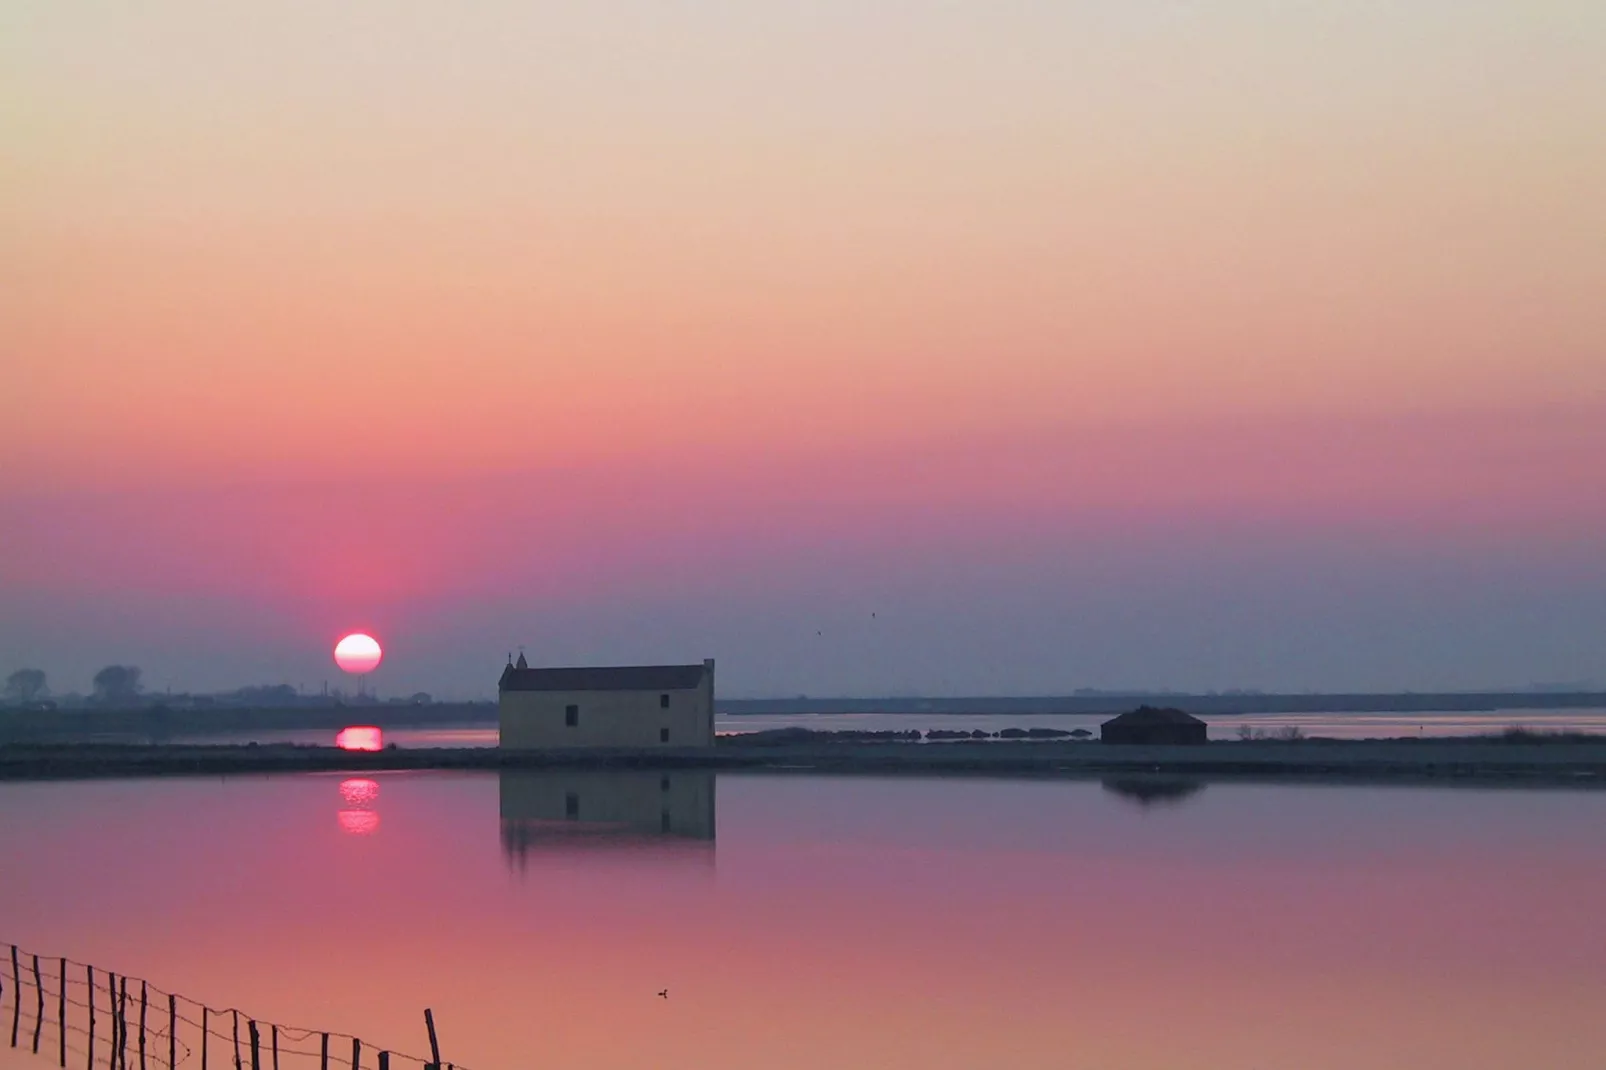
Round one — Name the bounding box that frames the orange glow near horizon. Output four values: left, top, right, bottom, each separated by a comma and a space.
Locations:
5, 3, 1605, 500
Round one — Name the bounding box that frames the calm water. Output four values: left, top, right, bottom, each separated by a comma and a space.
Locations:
1, 772, 1603, 1069
154, 707, 1606, 749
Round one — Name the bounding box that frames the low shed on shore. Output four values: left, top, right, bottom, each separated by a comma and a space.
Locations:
1101, 706, 1208, 745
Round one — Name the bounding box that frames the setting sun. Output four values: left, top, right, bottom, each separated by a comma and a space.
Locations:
333, 633, 383, 675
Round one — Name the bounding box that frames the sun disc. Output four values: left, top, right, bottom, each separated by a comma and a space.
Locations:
334, 633, 383, 674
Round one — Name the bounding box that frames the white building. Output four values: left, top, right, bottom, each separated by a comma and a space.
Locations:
497, 655, 716, 749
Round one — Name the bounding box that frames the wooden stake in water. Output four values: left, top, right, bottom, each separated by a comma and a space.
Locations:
58, 958, 67, 1068
108, 972, 118, 1066
118, 976, 129, 1070
32, 954, 44, 1055
424, 1008, 441, 1069
85, 966, 95, 1070
9, 946, 20, 1048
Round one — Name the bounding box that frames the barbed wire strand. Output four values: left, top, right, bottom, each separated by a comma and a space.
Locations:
4, 941, 467, 1070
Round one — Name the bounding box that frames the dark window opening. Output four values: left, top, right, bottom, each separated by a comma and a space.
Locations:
661, 811, 671, 833
660, 776, 671, 792
660, 727, 670, 743
565, 704, 578, 727
659, 693, 670, 708
565, 792, 579, 820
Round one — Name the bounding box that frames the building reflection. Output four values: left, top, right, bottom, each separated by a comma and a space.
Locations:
499, 771, 715, 870
1099, 775, 1207, 809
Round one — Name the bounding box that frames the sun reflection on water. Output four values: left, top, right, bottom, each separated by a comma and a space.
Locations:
337, 809, 380, 836
338, 777, 381, 835
335, 725, 383, 751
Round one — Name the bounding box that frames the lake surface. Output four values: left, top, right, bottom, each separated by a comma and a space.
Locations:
151, 706, 1606, 749
1, 772, 1603, 1069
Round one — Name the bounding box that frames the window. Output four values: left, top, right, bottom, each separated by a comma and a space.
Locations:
565, 792, 579, 820
565, 704, 578, 727
660, 728, 670, 743
659, 693, 670, 709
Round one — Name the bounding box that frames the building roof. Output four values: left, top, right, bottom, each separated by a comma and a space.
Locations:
1101, 705, 1205, 727
500, 663, 710, 693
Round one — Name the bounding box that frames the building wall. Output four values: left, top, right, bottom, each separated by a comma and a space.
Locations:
499, 678, 714, 749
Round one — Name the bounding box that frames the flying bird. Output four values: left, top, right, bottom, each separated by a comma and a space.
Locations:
657, 990, 669, 999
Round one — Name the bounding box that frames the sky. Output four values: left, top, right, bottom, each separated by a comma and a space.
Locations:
4, 1, 1604, 698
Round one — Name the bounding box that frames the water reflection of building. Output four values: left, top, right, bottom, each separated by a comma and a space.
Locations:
1100, 775, 1206, 808
499, 771, 715, 868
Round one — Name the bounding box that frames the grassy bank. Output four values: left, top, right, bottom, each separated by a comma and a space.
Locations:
2, 737, 1605, 785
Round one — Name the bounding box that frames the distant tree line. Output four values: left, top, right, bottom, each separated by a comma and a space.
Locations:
3, 664, 146, 707
3, 666, 439, 710
4, 668, 48, 705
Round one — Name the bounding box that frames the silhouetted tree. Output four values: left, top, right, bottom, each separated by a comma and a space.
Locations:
4, 668, 48, 705
92, 665, 143, 705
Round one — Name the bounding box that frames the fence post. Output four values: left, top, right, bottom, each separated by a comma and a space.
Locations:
58, 958, 67, 1068
319, 1033, 329, 1070
85, 966, 95, 1070
377, 1053, 388, 1070
350, 1037, 361, 1070
232, 1010, 241, 1070
10, 945, 20, 1048
108, 972, 119, 1065
32, 954, 44, 1054
248, 1020, 261, 1070
169, 995, 177, 1070
424, 1008, 441, 1069
201, 1006, 208, 1070
271, 1024, 279, 1070
118, 975, 128, 1070
139, 982, 148, 1070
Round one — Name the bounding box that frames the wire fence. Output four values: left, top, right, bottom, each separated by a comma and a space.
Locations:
2, 943, 463, 1070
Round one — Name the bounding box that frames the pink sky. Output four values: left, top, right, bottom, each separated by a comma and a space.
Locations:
3, 2, 1603, 696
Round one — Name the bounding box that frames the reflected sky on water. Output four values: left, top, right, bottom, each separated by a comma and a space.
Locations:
1, 772, 1603, 1069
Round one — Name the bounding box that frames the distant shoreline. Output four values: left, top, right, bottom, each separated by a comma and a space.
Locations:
2, 690, 1603, 745
2, 738, 1604, 787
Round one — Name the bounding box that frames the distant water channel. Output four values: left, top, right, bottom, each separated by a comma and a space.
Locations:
0, 772, 1602, 1069
149, 707, 1606, 749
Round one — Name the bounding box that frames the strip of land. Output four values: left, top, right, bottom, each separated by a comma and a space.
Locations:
2, 738, 1604, 786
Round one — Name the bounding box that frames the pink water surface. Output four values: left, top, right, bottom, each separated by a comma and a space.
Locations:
0, 772, 1602, 1070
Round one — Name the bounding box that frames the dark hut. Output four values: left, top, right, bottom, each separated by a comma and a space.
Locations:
1100, 706, 1208, 745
